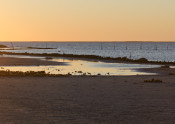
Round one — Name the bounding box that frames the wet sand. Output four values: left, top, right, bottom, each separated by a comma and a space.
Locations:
0, 76, 175, 124
0, 57, 65, 66
138, 67, 175, 75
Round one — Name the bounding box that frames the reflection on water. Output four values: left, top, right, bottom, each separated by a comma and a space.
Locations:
0, 56, 159, 76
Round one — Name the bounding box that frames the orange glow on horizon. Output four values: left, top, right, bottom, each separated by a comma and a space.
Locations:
0, 0, 175, 41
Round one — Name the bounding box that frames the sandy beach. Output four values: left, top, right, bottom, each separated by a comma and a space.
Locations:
0, 56, 175, 123
0, 75, 175, 124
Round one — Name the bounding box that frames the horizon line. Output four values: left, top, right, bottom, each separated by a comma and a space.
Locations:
0, 41, 175, 42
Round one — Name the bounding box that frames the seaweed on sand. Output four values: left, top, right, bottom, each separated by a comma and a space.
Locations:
144, 78, 163, 83
0, 70, 68, 77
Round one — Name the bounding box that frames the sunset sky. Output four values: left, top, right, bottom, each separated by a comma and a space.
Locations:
0, 0, 175, 41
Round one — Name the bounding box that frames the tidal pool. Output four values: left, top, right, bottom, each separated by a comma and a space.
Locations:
0, 55, 159, 76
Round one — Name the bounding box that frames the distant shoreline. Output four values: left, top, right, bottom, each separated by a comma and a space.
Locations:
0, 41, 175, 42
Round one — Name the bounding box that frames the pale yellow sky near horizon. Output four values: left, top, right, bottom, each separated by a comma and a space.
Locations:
0, 0, 175, 41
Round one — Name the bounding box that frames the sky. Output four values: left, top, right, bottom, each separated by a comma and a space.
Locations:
0, 0, 175, 41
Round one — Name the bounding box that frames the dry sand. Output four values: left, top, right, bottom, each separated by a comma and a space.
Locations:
0, 76, 175, 124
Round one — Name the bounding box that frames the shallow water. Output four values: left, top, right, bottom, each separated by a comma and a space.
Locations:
1, 42, 175, 62
0, 55, 159, 76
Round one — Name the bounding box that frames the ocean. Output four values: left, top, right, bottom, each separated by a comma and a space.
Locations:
0, 42, 175, 62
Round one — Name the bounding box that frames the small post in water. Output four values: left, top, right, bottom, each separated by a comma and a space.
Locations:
140, 43, 142, 50
11, 42, 14, 50
114, 42, 116, 50
46, 42, 48, 49
154, 44, 157, 50
101, 42, 103, 50
129, 52, 132, 59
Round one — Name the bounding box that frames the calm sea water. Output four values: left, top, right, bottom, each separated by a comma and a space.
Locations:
1, 42, 175, 62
